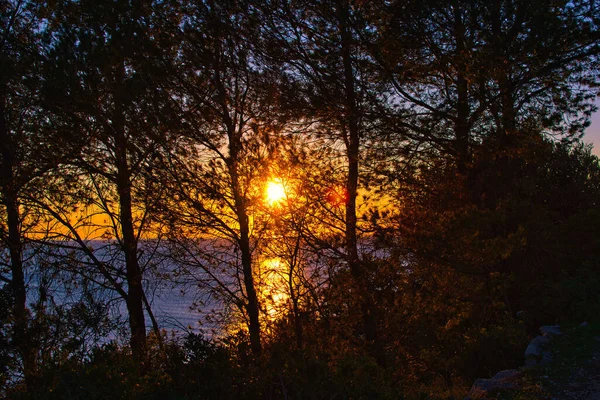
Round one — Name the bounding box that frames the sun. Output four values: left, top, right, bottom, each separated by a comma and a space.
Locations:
266, 180, 286, 205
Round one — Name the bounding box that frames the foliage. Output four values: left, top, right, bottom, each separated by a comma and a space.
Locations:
1, 0, 600, 398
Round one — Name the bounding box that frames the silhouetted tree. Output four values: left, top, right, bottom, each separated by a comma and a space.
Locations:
41, 0, 180, 365
259, 0, 390, 361
0, 0, 82, 388
153, 0, 286, 355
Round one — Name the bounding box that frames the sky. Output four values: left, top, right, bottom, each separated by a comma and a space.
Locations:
585, 99, 600, 156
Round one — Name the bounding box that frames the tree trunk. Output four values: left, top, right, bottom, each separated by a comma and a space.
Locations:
4, 195, 38, 390
453, 3, 470, 175
289, 239, 303, 350
491, 0, 516, 142
239, 219, 262, 355
142, 289, 163, 349
113, 66, 147, 364
0, 93, 37, 389
229, 135, 262, 356
339, 1, 380, 358
116, 139, 147, 365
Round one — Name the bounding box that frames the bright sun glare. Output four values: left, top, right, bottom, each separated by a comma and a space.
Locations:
266, 180, 286, 205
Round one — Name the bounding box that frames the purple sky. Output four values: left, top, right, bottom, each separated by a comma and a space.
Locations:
586, 101, 600, 156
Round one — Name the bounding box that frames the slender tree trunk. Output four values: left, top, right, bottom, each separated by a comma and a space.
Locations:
289, 239, 303, 350
491, 0, 516, 143
113, 66, 147, 364
339, 1, 380, 358
212, 46, 262, 355
142, 289, 163, 349
340, 0, 360, 285
116, 145, 147, 365
488, 0, 518, 211
453, 3, 470, 175
292, 294, 303, 350
229, 136, 262, 355
115, 136, 147, 365
239, 220, 262, 355
0, 94, 37, 389
4, 193, 38, 389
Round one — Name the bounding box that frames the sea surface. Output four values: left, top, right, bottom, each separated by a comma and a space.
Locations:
15, 240, 227, 339
8, 238, 390, 341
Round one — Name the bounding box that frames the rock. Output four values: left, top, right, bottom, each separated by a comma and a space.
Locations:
525, 335, 551, 358
525, 355, 538, 367
524, 335, 553, 367
540, 325, 562, 337
540, 350, 554, 366
580, 321, 589, 328
467, 325, 563, 398
464, 369, 523, 399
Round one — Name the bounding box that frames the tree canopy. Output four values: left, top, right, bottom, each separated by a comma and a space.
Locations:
1, 0, 600, 398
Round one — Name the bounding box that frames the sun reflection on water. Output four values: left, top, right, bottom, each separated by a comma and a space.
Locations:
260, 257, 289, 320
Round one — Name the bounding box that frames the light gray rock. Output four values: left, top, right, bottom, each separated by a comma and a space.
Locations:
464, 369, 523, 399
540, 325, 562, 337
540, 349, 554, 365
525, 355, 538, 367
524, 335, 553, 367
525, 335, 551, 358
466, 325, 563, 399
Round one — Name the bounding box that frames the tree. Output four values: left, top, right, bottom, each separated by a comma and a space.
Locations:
153, 0, 284, 355
41, 0, 180, 365
0, 0, 83, 388
363, 1, 600, 391
259, 0, 390, 360
369, 0, 600, 181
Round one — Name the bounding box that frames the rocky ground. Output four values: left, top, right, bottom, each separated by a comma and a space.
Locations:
536, 332, 600, 400
465, 323, 600, 400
